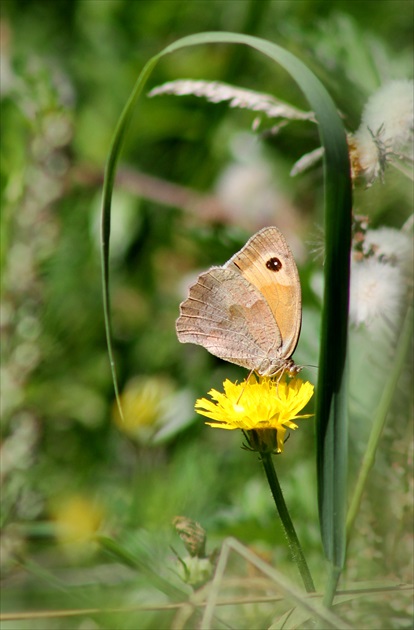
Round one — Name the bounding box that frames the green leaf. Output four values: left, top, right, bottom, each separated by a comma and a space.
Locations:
100, 31, 352, 593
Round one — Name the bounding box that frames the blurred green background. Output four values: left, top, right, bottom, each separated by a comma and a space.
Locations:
1, 1, 413, 628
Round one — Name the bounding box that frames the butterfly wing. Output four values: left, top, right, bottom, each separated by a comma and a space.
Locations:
225, 227, 302, 359
176, 267, 282, 371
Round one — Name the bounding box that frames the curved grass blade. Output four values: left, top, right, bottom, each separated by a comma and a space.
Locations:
100, 32, 352, 588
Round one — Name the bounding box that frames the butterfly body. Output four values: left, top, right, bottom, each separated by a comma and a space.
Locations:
176, 227, 302, 375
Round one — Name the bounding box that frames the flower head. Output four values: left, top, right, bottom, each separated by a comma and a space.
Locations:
113, 376, 175, 443
349, 226, 412, 329
195, 375, 314, 453
359, 80, 414, 151
52, 495, 104, 558
350, 257, 406, 328
364, 227, 413, 271
349, 80, 414, 184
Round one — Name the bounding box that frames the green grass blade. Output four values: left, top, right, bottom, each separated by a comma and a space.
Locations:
97, 535, 187, 601
100, 55, 161, 418
347, 305, 413, 537
314, 116, 352, 580
100, 30, 352, 580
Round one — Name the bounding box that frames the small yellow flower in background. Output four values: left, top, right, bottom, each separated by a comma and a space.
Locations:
195, 375, 314, 453
113, 376, 174, 442
53, 495, 104, 556
113, 375, 195, 445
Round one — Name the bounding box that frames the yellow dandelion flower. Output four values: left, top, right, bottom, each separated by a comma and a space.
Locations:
112, 376, 174, 442
195, 375, 314, 453
52, 495, 104, 558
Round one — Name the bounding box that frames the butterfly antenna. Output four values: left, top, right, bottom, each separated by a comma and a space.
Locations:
236, 368, 255, 404
301, 363, 319, 371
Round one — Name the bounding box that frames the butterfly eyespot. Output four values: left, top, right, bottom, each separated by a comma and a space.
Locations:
266, 256, 282, 272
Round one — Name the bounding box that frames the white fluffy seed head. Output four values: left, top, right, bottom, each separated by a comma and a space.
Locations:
350, 80, 414, 183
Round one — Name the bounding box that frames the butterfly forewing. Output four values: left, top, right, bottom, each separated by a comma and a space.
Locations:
225, 227, 301, 358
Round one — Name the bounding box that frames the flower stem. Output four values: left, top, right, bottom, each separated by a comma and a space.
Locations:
261, 451, 316, 593
346, 305, 413, 538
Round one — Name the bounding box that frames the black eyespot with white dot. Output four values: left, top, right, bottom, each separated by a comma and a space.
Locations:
266, 256, 282, 272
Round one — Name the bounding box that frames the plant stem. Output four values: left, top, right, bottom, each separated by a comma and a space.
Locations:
261, 451, 316, 593
346, 305, 413, 538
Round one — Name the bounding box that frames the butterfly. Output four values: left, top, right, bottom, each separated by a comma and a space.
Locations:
176, 227, 302, 375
